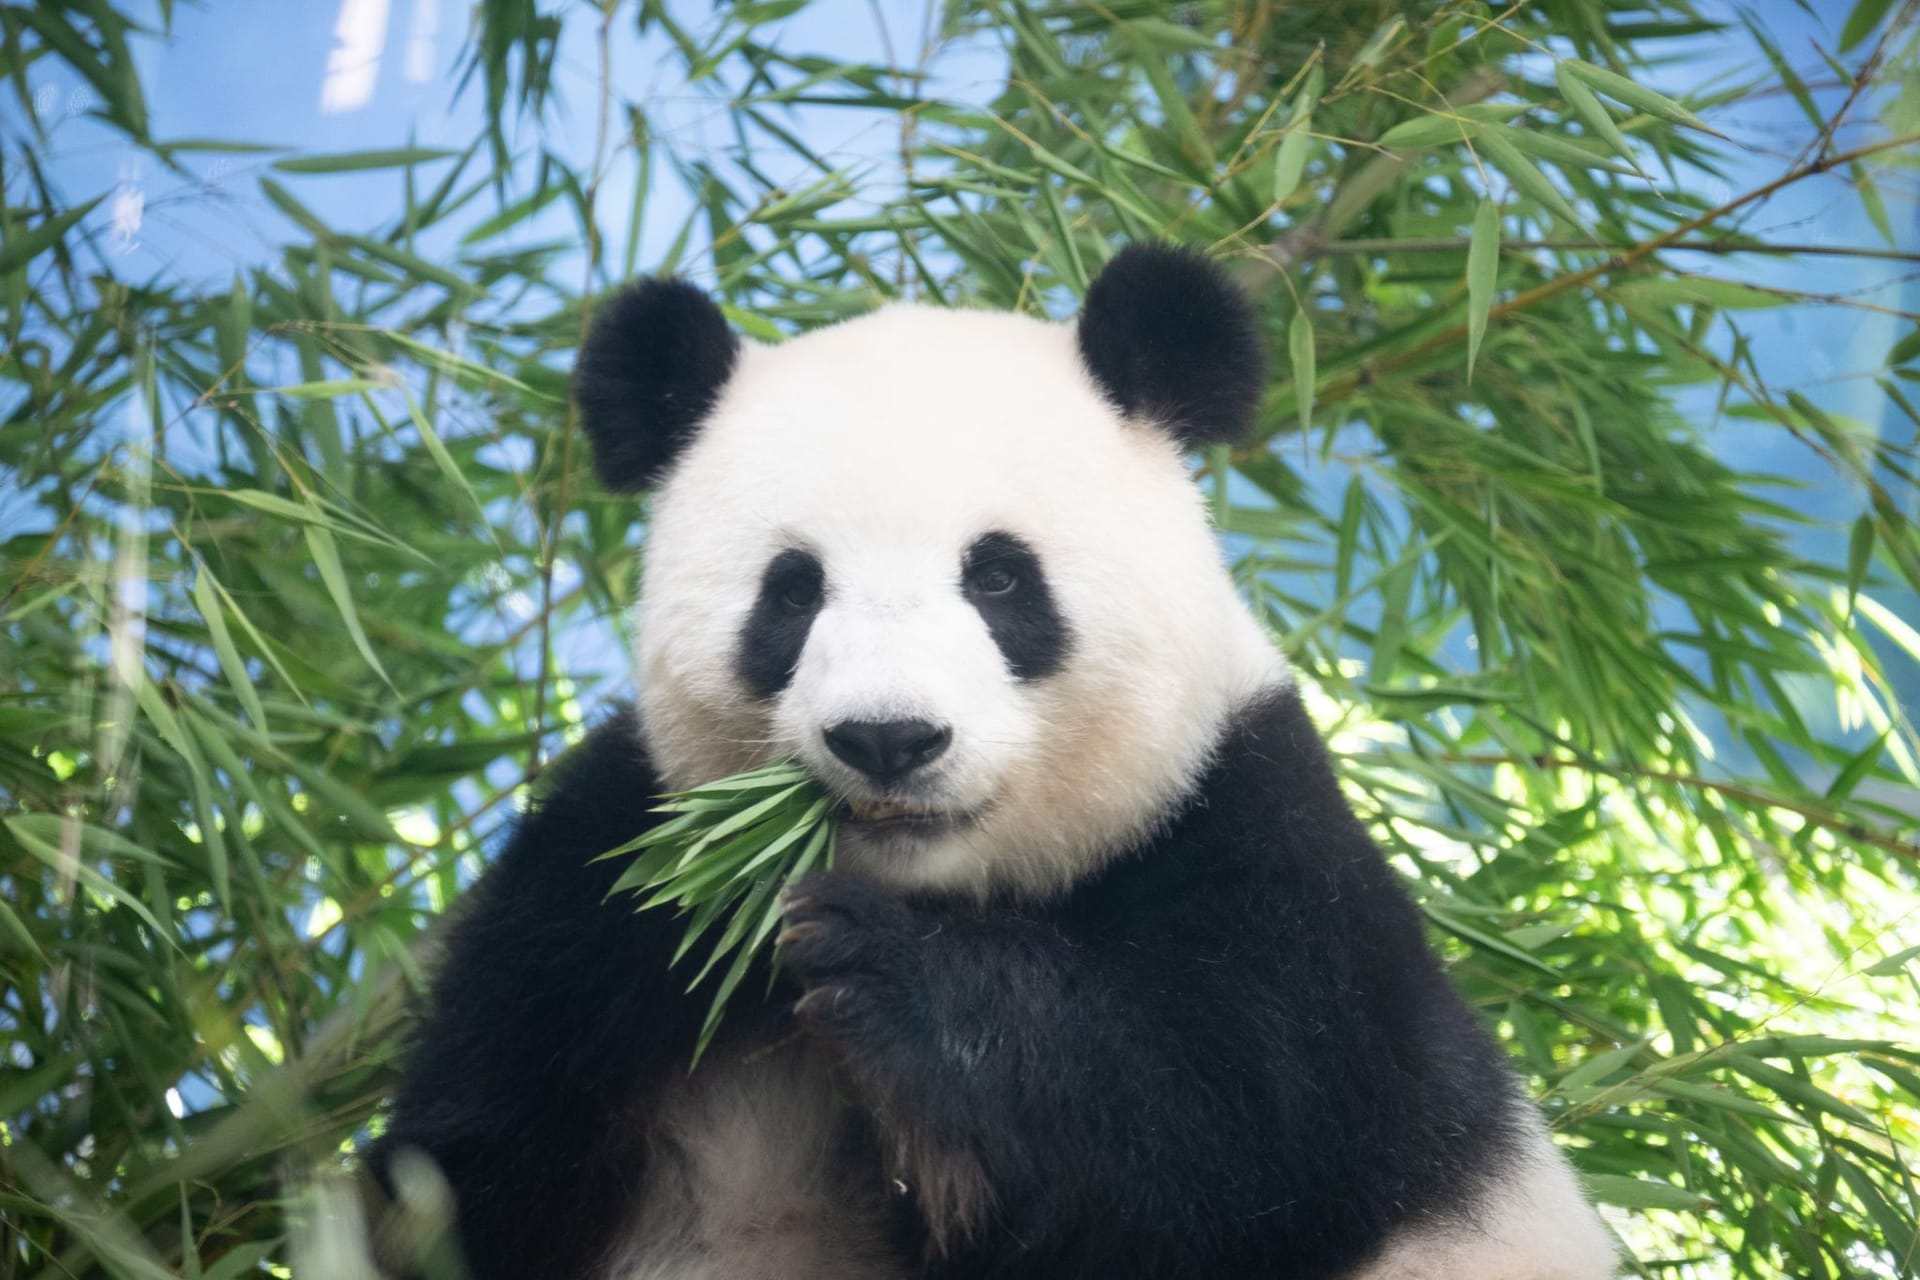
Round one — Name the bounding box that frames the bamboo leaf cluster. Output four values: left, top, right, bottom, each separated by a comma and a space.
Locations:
603, 760, 836, 1063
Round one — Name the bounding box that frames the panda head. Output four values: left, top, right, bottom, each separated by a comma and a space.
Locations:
575, 246, 1287, 898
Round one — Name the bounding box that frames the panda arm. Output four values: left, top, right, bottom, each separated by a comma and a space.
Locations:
777, 689, 1519, 1275
778, 869, 1310, 1268
370, 712, 703, 1278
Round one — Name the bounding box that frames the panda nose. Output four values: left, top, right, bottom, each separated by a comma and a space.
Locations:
823, 719, 952, 784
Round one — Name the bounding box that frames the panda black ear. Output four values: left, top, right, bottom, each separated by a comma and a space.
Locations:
1076, 244, 1267, 447
573, 277, 741, 492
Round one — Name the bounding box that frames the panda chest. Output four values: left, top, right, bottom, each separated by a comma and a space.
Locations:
610, 1035, 907, 1280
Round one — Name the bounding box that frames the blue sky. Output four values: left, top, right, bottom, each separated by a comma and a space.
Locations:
26, 1, 988, 294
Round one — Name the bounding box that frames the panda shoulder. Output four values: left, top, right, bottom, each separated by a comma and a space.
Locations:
484, 707, 664, 898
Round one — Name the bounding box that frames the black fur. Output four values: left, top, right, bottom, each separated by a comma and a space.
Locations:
737, 547, 827, 699
1077, 244, 1267, 447
368, 715, 713, 1278
961, 532, 1070, 680
373, 688, 1525, 1279
573, 277, 740, 492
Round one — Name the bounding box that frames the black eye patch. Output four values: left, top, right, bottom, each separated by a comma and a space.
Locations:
962, 532, 1070, 680
737, 549, 825, 699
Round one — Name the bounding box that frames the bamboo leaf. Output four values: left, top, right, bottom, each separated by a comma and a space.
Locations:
192, 564, 267, 730
1489, 123, 1637, 175
6, 818, 172, 938
1376, 114, 1478, 149
1840, 0, 1897, 52
1562, 58, 1719, 135
1852, 164, 1895, 247
1823, 728, 1889, 803
1586, 1174, 1711, 1211
1889, 325, 1920, 368
1467, 198, 1500, 380
1289, 309, 1315, 433
1272, 108, 1313, 206
1846, 514, 1875, 618
1555, 62, 1637, 165
302, 523, 391, 686
0, 195, 104, 275
400, 389, 495, 537
1867, 944, 1920, 976
1477, 128, 1584, 229
273, 147, 459, 174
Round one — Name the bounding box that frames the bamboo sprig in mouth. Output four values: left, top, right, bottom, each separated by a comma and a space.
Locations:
600, 759, 838, 1064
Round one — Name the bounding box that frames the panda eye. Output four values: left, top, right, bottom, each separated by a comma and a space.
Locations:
968, 562, 1019, 598
761, 551, 824, 614
780, 576, 822, 610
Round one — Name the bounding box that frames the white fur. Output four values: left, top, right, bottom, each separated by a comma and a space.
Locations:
611, 1038, 903, 1280
1345, 1109, 1617, 1279
635, 303, 1284, 899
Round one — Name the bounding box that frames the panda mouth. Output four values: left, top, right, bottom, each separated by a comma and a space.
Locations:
838, 799, 964, 833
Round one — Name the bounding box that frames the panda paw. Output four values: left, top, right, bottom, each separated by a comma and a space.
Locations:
778, 872, 929, 1047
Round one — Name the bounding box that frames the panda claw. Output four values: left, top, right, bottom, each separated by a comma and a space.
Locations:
776, 921, 824, 949
794, 984, 846, 1018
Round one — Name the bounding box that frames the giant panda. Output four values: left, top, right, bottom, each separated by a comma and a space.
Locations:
371, 244, 1617, 1280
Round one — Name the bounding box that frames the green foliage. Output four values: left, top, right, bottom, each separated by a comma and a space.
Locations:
604, 759, 836, 1064
2, 1, 1919, 1276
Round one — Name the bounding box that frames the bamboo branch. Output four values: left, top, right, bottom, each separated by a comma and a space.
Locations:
1312, 237, 1920, 266
1442, 752, 1919, 864
1247, 129, 1920, 429
1261, 68, 1508, 272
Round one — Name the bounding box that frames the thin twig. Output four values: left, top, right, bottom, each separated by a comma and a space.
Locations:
1806, 6, 1910, 169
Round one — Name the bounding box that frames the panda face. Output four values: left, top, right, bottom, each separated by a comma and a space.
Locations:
576, 248, 1287, 897
623, 300, 1283, 898
737, 526, 1069, 811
